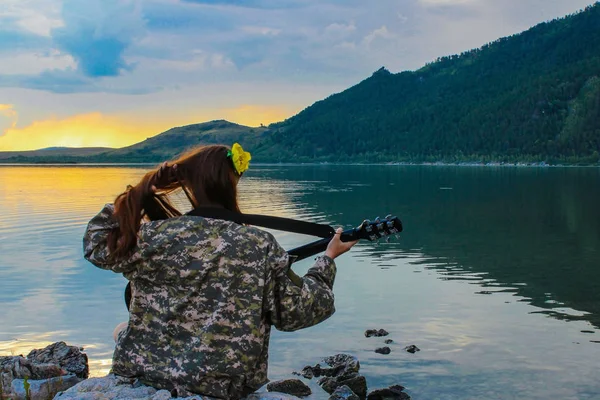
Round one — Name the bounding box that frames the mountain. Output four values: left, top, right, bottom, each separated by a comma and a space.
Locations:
255, 3, 600, 164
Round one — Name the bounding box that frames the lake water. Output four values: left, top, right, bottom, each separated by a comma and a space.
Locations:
1, 165, 599, 399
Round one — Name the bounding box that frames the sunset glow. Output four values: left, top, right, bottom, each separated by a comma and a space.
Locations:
0, 105, 296, 151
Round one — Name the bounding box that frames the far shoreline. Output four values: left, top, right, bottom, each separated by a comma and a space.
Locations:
1, 161, 599, 168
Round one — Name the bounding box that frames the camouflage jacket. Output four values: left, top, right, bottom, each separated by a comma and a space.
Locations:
83, 204, 337, 399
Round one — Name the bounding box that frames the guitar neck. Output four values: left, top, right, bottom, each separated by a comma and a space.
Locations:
287, 229, 358, 264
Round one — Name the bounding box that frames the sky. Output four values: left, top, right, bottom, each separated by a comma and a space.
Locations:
0, 0, 596, 151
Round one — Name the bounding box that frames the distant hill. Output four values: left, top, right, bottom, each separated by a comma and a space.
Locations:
0, 147, 113, 161
86, 120, 268, 163
2, 3, 600, 165
255, 2, 600, 164
0, 121, 267, 164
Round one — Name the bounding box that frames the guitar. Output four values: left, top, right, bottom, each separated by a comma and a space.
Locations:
287, 215, 403, 263
124, 213, 402, 309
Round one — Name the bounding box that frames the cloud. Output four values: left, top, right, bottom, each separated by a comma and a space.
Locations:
0, 69, 161, 95
419, 0, 478, 6
1, 0, 597, 100
363, 25, 395, 47
0, 0, 63, 37
0, 51, 76, 75
241, 26, 282, 36
0, 27, 51, 52
0, 104, 18, 136
51, 0, 146, 77
178, 0, 309, 10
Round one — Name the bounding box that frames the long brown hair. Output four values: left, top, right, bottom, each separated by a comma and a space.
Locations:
108, 144, 241, 259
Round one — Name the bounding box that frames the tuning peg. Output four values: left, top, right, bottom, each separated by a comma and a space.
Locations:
385, 214, 392, 220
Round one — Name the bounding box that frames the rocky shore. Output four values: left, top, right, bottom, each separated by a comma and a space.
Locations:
1, 329, 417, 400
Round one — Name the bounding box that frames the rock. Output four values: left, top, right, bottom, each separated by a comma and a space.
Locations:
245, 393, 302, 400
11, 374, 81, 400
364, 329, 389, 338
30, 363, 67, 379
384, 339, 394, 344
295, 364, 339, 379
329, 385, 360, 400
1, 356, 33, 391
27, 341, 89, 379
367, 385, 410, 400
319, 375, 367, 399
322, 354, 360, 378
55, 374, 301, 400
313, 354, 367, 399
374, 347, 391, 355
266, 379, 311, 397
2, 343, 86, 400
296, 354, 360, 381
54, 375, 183, 399
404, 345, 420, 354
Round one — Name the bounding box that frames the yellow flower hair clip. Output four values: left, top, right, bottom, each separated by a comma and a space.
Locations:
227, 143, 251, 175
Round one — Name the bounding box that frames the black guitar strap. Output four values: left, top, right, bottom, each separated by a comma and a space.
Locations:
186, 207, 336, 238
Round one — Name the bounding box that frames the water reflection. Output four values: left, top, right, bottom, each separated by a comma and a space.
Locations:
263, 165, 600, 329
1, 165, 600, 399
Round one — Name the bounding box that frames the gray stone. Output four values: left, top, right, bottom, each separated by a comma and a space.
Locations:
1, 356, 33, 392
28, 341, 89, 379
266, 379, 311, 397
319, 375, 367, 399
296, 354, 360, 381
245, 393, 301, 400
11, 374, 81, 400
404, 345, 420, 354
329, 385, 360, 400
364, 329, 389, 338
367, 385, 410, 400
374, 347, 391, 355
54, 374, 303, 400
54, 375, 162, 399
384, 339, 394, 344
322, 354, 360, 376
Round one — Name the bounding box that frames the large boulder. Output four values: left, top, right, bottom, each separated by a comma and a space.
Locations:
11, 375, 81, 400
1, 342, 88, 400
27, 341, 89, 379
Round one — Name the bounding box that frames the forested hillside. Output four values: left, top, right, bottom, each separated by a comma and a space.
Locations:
256, 3, 600, 164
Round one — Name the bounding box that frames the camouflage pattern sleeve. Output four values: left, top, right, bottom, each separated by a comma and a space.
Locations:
265, 237, 337, 332
83, 203, 139, 274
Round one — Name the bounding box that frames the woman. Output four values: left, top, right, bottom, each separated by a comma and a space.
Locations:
83, 144, 356, 399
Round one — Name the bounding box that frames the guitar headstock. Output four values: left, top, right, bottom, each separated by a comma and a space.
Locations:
355, 215, 403, 242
